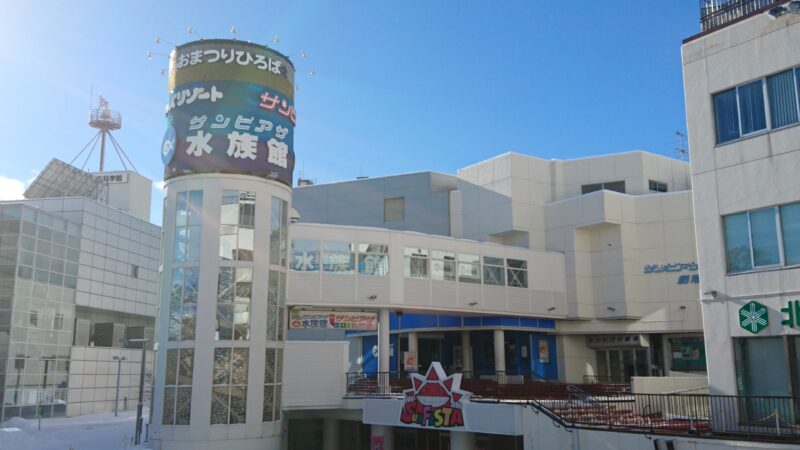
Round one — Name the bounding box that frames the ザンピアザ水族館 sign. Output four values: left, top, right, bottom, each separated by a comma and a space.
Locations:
161, 39, 296, 187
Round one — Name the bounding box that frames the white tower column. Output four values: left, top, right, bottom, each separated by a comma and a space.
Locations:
450, 431, 477, 450
323, 418, 339, 450
493, 329, 506, 375
407, 331, 418, 372
461, 330, 473, 376
370, 424, 394, 450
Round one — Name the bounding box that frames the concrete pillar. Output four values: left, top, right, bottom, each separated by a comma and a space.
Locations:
379, 309, 391, 373
450, 431, 477, 450
323, 418, 339, 450
407, 332, 418, 373
461, 330, 473, 376
493, 329, 506, 374
370, 424, 394, 450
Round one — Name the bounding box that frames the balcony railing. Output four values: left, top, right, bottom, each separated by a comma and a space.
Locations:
346, 370, 800, 442
700, 0, 784, 32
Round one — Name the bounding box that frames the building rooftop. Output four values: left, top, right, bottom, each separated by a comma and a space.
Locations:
689, 0, 787, 42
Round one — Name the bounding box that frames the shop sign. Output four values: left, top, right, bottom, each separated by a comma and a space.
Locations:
403, 351, 418, 372
643, 262, 699, 284
780, 300, 800, 329
739, 301, 768, 334
400, 362, 470, 429
538, 339, 550, 364
288, 310, 377, 331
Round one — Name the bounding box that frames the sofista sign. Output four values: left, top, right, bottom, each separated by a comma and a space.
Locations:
400, 362, 471, 428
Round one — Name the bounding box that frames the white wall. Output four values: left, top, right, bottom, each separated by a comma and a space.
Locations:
682, 9, 800, 396
283, 341, 348, 409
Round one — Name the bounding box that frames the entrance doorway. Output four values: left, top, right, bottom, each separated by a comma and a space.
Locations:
419, 338, 442, 370
595, 348, 649, 383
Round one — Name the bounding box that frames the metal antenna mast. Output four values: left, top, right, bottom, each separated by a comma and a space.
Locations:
674, 131, 689, 161
88, 96, 123, 172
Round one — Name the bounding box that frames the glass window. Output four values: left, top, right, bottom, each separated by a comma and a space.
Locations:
210, 347, 248, 425
291, 240, 319, 271
404, 247, 428, 279
749, 208, 780, 267
767, 70, 799, 128
431, 250, 456, 281
174, 191, 202, 262
714, 88, 740, 144
322, 242, 355, 274
457, 254, 481, 284
269, 197, 288, 266
216, 267, 252, 341
220, 191, 255, 261
266, 270, 286, 341
723, 212, 753, 273
581, 181, 625, 195
648, 180, 668, 193
781, 203, 800, 265
384, 197, 404, 222
738, 80, 767, 135
168, 267, 199, 341
162, 348, 193, 425
358, 243, 389, 276
483, 256, 505, 286
263, 347, 283, 422
507, 259, 528, 288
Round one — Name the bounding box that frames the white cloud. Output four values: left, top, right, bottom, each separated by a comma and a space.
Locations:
0, 175, 26, 200
153, 181, 165, 191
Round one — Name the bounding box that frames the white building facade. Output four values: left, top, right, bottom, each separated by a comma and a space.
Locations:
683, 0, 800, 401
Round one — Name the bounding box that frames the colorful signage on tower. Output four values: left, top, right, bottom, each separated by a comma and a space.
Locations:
161, 39, 296, 187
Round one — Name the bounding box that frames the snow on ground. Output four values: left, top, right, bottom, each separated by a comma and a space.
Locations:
0, 409, 152, 450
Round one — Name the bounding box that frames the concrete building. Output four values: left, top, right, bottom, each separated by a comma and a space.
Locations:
683, 0, 800, 403
0, 161, 159, 420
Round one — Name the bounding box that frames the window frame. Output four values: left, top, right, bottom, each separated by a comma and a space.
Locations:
713, 67, 800, 146
648, 180, 668, 193
721, 202, 800, 275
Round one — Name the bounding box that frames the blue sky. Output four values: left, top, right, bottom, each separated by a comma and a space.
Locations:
0, 1, 702, 224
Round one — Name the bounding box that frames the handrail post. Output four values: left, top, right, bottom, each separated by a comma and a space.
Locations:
775, 408, 781, 436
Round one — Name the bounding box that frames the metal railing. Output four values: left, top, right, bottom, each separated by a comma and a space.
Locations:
345, 370, 800, 441
700, 0, 784, 32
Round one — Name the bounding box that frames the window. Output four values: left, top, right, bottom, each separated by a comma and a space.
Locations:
721, 203, 800, 273
738, 80, 767, 135
384, 197, 405, 222
263, 348, 283, 422
291, 240, 319, 272
131, 265, 139, 279
581, 181, 625, 194
648, 180, 668, 193
220, 191, 255, 261
767, 70, 799, 128
358, 243, 389, 276
266, 270, 286, 342
431, 250, 456, 281
781, 203, 800, 265
714, 80, 770, 144
168, 268, 199, 341
457, 254, 481, 284
174, 191, 202, 262
210, 348, 248, 425
322, 242, 355, 274
483, 256, 505, 286
270, 197, 288, 266
507, 259, 528, 288
404, 247, 428, 279
216, 267, 252, 340
162, 348, 193, 425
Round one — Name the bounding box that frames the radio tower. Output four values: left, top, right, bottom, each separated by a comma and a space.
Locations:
72, 95, 138, 173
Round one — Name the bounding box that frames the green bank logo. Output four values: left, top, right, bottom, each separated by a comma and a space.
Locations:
739, 301, 768, 334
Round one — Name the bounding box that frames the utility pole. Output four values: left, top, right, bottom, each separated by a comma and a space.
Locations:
122, 338, 148, 445
113, 355, 127, 416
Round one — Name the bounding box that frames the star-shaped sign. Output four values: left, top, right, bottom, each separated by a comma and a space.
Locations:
404, 362, 470, 408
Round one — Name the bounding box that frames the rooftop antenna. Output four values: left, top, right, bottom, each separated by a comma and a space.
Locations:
231, 26, 237, 40
80, 95, 139, 173
155, 36, 177, 47
674, 131, 688, 161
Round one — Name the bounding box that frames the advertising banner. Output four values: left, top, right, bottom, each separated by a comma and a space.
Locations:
162, 40, 296, 186
288, 310, 378, 331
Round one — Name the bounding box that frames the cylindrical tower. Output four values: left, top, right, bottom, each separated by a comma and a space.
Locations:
153, 39, 295, 450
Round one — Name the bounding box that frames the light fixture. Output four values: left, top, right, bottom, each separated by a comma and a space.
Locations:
702, 290, 718, 299
679, 305, 687, 310
368, 294, 378, 300
468, 302, 478, 306
547, 306, 556, 311
607, 306, 616, 312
